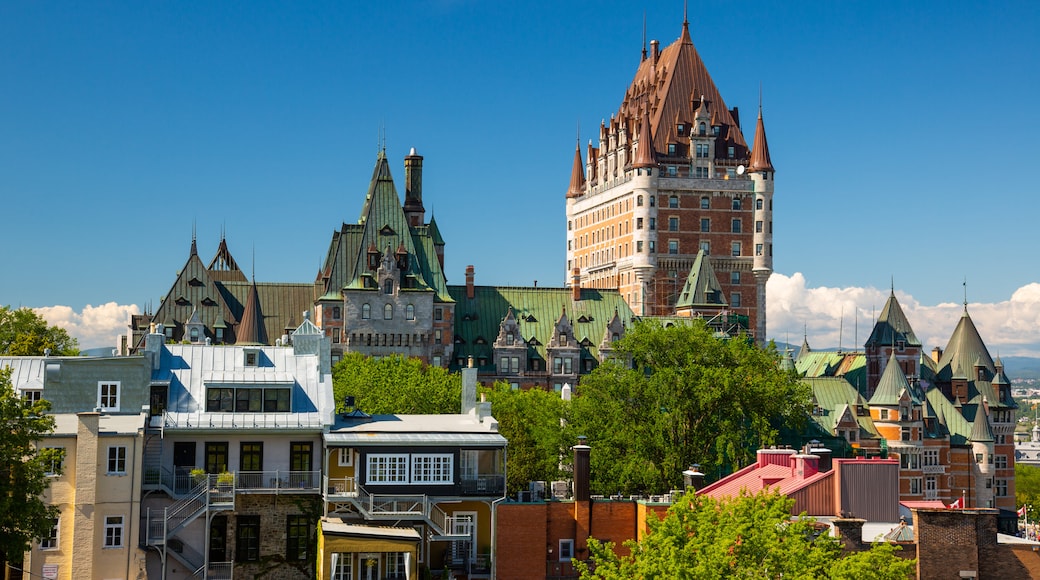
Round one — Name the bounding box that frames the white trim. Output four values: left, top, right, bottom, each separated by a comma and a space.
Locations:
97, 381, 120, 412
559, 538, 575, 562
337, 448, 353, 467
103, 515, 124, 548
107, 445, 127, 475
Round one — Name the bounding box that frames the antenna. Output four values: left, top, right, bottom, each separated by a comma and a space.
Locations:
642, 12, 647, 61
963, 277, 968, 311
838, 305, 844, 353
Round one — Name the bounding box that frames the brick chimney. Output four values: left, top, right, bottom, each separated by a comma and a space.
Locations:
832, 518, 866, 551
571, 267, 581, 301
573, 436, 591, 501
466, 265, 475, 299
790, 452, 819, 480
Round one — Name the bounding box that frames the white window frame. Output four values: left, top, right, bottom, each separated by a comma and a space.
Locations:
42, 446, 64, 476
21, 389, 42, 405
559, 538, 575, 562
331, 552, 353, 580
337, 448, 354, 467
104, 515, 124, 548
412, 454, 454, 484
98, 381, 120, 412
923, 449, 939, 466
108, 446, 127, 475
367, 454, 409, 484
40, 517, 59, 550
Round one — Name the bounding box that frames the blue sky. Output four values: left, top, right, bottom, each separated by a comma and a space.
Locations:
4, 1, 1040, 355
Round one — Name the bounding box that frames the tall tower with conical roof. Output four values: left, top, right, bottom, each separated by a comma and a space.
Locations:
564, 13, 775, 344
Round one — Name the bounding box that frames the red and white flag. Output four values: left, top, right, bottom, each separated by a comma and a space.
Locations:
1019, 506, 1028, 518
948, 497, 963, 509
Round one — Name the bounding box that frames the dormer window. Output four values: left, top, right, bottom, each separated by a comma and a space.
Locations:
506, 333, 515, 346
244, 349, 259, 367
668, 143, 676, 155
712, 126, 720, 136
383, 279, 394, 295
897, 340, 905, 352
560, 334, 568, 346
727, 146, 735, 158
698, 122, 706, 136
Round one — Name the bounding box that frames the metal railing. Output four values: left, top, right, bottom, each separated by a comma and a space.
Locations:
459, 474, 505, 495
324, 475, 357, 497
163, 411, 326, 430
234, 470, 320, 492
193, 562, 232, 580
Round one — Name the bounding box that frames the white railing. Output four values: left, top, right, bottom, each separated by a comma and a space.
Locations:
324, 475, 357, 496
163, 411, 325, 430
193, 562, 232, 580
235, 470, 320, 492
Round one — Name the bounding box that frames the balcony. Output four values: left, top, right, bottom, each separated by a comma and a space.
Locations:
922, 464, 946, 475
460, 474, 506, 496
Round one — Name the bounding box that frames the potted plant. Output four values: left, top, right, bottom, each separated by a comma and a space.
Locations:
190, 468, 207, 485
216, 471, 234, 487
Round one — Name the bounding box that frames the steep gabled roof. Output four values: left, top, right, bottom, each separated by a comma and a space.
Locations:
207, 236, 247, 282
870, 352, 920, 406
937, 307, 994, 382
865, 290, 920, 348
567, 141, 586, 197
236, 280, 267, 346
675, 250, 727, 309
617, 19, 748, 160
968, 404, 995, 443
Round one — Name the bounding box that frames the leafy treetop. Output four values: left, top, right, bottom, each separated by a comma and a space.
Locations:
0, 306, 79, 356
332, 353, 461, 415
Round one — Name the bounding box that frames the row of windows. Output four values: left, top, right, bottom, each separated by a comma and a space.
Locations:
570, 193, 762, 234
206, 387, 291, 413
367, 453, 455, 484
42, 446, 127, 476
231, 514, 311, 563
360, 303, 416, 321
200, 441, 312, 473
331, 552, 411, 579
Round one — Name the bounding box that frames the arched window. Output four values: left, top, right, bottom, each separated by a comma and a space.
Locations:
189, 328, 199, 342
361, 304, 371, 320
636, 195, 643, 206
384, 304, 393, 320
698, 122, 706, 135
383, 279, 394, 295
406, 304, 415, 321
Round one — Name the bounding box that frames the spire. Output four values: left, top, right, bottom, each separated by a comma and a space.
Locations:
190, 222, 198, 256
631, 108, 658, 169
866, 289, 920, 348
237, 279, 267, 345
567, 140, 586, 198
641, 12, 647, 62
681, 1, 691, 44
748, 105, 774, 173
969, 403, 995, 443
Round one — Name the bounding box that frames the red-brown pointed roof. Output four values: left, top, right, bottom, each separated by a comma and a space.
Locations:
749, 108, 775, 173
616, 20, 748, 160
631, 109, 658, 169
237, 280, 268, 345
567, 142, 586, 198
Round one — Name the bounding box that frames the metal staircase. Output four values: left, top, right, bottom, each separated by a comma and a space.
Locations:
329, 481, 469, 540
146, 475, 235, 579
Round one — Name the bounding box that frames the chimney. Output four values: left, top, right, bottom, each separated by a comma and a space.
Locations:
791, 452, 819, 480
931, 346, 942, 364
573, 436, 591, 501
466, 265, 475, 299
461, 363, 477, 415
403, 148, 424, 226
571, 267, 581, 301
650, 39, 660, 64
832, 518, 866, 550
682, 464, 705, 491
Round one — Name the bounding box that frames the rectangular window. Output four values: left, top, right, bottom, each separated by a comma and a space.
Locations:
636, 241, 644, 253
727, 146, 735, 158
240, 442, 263, 472
996, 455, 1008, 469
669, 196, 679, 208
104, 515, 124, 548
435, 329, 443, 344
996, 478, 1008, 497
699, 241, 710, 253
98, 382, 120, 411
667, 165, 677, 176
910, 478, 921, 495
435, 308, 443, 321
901, 427, 911, 442
732, 198, 741, 210
286, 515, 310, 561
648, 240, 656, 253
700, 218, 710, 232
205, 442, 229, 474
731, 242, 741, 256
236, 516, 260, 562
553, 357, 563, 374
756, 220, 763, 233
563, 357, 573, 374
667, 143, 676, 155
924, 449, 939, 466
731, 271, 740, 285
648, 217, 656, 230
367, 454, 409, 483
412, 454, 454, 484
668, 241, 679, 254
636, 218, 643, 229
559, 539, 575, 562
731, 293, 741, 308
337, 448, 353, 467
22, 390, 42, 405
42, 447, 64, 476
731, 219, 741, 233
331, 553, 353, 580
244, 349, 259, 366
107, 446, 127, 475
332, 328, 341, 343
40, 517, 59, 550
755, 243, 763, 256
925, 475, 937, 491
669, 217, 679, 231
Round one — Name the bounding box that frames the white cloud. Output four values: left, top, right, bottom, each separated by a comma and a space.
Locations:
34, 303, 139, 352
767, 274, 1040, 357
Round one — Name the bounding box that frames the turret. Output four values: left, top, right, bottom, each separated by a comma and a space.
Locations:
403, 148, 425, 227
749, 106, 774, 345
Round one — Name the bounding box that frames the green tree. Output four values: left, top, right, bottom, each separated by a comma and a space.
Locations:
1015, 463, 1040, 521
483, 384, 570, 495
0, 306, 78, 356
0, 367, 61, 570
576, 490, 914, 580
569, 320, 808, 495
332, 353, 461, 414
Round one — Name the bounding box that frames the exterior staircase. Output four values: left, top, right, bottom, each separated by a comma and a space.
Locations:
325, 477, 469, 540
145, 474, 234, 579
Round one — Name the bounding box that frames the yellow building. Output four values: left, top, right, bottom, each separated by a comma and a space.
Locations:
24, 410, 148, 580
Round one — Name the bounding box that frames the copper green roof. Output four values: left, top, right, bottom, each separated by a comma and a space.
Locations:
215, 281, 316, 344
865, 291, 920, 348
795, 351, 868, 395
967, 404, 995, 443
318, 153, 452, 303
675, 250, 727, 309
801, 377, 879, 439
870, 352, 921, 406
937, 308, 994, 382
447, 285, 634, 370
925, 389, 971, 445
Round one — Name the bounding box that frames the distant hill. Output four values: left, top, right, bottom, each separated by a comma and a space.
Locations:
771, 342, 1040, 381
